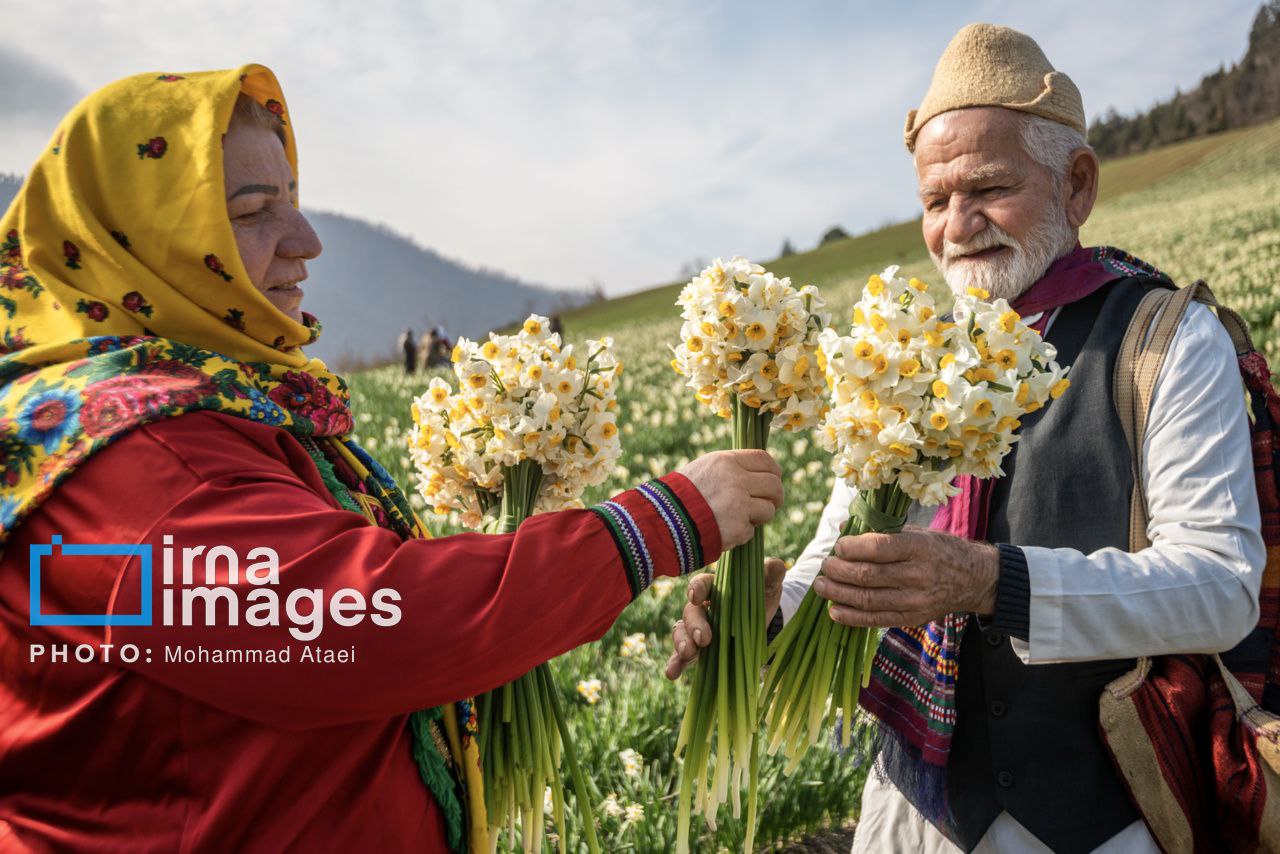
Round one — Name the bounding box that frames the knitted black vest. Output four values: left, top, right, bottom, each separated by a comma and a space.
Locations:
938, 278, 1166, 853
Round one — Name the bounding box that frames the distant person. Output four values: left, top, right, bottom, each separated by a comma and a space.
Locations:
428, 330, 451, 369
0, 63, 782, 851
397, 326, 417, 374
549, 315, 564, 337
419, 327, 436, 371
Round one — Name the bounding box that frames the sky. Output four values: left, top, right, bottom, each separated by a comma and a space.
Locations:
1, 0, 1262, 295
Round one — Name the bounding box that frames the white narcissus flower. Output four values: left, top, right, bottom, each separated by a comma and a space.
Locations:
618, 748, 643, 777
575, 678, 603, 705
672, 257, 831, 431
407, 316, 623, 522
619, 633, 647, 658
623, 803, 644, 824
602, 794, 624, 818
818, 267, 1068, 504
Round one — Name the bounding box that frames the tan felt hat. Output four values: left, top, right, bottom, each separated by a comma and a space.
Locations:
905, 23, 1085, 152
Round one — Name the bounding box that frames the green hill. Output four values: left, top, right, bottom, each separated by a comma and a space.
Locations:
561, 120, 1272, 338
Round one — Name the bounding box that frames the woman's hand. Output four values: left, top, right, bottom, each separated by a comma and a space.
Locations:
664, 557, 787, 680
678, 449, 784, 550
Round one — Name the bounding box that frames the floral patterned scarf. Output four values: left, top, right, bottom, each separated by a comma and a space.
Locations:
0, 65, 485, 852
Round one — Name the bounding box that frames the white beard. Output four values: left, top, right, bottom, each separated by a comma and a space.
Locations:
930, 203, 1078, 302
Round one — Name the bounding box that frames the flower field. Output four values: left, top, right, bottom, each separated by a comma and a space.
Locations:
345, 118, 1280, 852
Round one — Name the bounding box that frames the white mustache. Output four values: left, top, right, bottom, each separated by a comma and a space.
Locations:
942, 226, 1018, 263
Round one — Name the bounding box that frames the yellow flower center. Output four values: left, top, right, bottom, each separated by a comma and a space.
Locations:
929, 411, 949, 430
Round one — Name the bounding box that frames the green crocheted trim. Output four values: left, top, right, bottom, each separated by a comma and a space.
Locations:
299, 438, 362, 514
411, 708, 465, 853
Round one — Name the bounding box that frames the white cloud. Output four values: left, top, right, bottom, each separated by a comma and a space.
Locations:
1, 0, 1260, 293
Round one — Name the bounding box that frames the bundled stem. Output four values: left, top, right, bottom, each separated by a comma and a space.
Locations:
674, 397, 771, 854
477, 461, 601, 854
758, 483, 910, 772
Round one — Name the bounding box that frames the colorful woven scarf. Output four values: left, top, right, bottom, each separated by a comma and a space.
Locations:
0, 65, 485, 852
857, 245, 1174, 829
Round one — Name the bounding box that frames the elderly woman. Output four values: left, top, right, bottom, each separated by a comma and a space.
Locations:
0, 66, 783, 851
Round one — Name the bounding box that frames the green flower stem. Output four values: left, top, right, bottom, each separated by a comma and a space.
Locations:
758, 482, 909, 772
477, 459, 600, 854
675, 397, 771, 854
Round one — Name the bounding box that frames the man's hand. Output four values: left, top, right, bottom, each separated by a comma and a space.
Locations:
664, 557, 787, 680
814, 526, 1000, 627
678, 450, 784, 550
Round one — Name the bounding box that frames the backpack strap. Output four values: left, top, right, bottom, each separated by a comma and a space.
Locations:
1114, 280, 1250, 551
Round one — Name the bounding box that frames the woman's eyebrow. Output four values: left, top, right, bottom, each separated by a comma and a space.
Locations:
229, 183, 279, 199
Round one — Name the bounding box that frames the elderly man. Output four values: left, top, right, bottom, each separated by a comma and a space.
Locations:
666, 23, 1265, 854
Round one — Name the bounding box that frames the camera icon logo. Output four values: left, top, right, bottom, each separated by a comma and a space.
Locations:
29, 535, 152, 627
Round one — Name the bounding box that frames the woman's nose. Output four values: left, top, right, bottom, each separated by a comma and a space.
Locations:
279, 208, 323, 260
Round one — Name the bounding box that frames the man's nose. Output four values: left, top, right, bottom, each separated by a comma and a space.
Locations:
944, 195, 987, 247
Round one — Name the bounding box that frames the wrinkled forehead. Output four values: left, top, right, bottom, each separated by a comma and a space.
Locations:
912, 107, 1033, 190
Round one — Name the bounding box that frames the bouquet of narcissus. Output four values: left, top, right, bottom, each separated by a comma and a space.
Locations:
760, 267, 1069, 771
670, 257, 830, 854
408, 315, 621, 853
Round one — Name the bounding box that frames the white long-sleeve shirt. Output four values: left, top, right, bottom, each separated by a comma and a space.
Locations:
791, 301, 1265, 853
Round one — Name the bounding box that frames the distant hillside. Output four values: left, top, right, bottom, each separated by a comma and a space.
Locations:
0, 174, 588, 367
1088, 0, 1279, 158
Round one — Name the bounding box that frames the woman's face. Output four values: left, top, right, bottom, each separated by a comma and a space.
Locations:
223, 121, 322, 323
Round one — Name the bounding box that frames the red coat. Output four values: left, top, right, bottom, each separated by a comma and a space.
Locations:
0, 411, 720, 852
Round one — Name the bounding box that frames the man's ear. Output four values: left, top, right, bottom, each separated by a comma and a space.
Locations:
1064, 147, 1100, 229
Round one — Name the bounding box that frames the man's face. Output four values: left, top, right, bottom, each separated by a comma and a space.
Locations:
914, 107, 1074, 301
223, 122, 322, 324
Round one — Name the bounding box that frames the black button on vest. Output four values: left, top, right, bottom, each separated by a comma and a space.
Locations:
940, 279, 1166, 853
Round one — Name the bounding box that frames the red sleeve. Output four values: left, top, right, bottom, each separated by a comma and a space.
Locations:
17, 413, 721, 730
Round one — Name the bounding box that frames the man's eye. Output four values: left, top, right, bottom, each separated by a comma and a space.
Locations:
926, 199, 946, 212
234, 209, 266, 221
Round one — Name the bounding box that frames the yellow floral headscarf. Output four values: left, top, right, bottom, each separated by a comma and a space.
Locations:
2, 64, 319, 362
0, 64, 487, 852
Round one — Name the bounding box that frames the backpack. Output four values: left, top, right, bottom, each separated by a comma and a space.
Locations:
1101, 280, 1280, 853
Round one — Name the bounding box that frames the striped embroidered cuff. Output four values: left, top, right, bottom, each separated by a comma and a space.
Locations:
589, 500, 656, 598
636, 479, 704, 576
